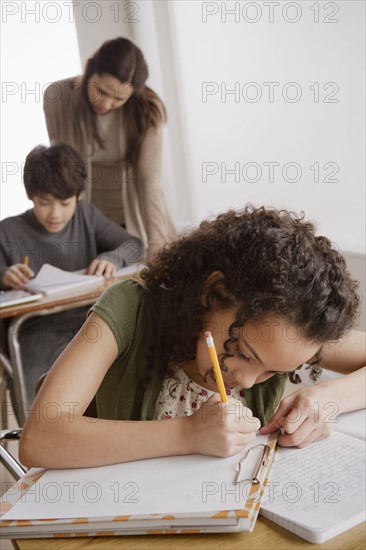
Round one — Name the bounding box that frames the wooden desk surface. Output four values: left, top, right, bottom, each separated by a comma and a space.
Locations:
0, 276, 128, 319
13, 518, 366, 550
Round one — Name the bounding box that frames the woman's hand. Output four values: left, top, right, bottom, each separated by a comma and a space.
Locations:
2, 264, 34, 289
187, 394, 260, 457
85, 259, 117, 278
260, 384, 338, 448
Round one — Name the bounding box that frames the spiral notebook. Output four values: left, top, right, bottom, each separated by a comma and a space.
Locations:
0, 434, 277, 538
260, 409, 366, 543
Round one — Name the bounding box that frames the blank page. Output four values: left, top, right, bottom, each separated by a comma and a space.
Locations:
2, 435, 270, 521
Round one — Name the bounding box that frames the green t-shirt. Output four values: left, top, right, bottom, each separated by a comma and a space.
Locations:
91, 279, 287, 425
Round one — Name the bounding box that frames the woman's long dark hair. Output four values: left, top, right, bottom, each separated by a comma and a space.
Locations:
79, 37, 166, 164
141, 206, 360, 383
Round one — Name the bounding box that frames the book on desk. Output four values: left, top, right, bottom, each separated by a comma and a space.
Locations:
0, 434, 277, 538
0, 263, 142, 307
1, 409, 365, 542
25, 264, 106, 297
0, 289, 43, 308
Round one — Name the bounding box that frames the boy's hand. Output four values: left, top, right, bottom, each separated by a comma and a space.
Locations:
260, 385, 335, 448
187, 394, 260, 457
2, 264, 34, 289
85, 259, 117, 279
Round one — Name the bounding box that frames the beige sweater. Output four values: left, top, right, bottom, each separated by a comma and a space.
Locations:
43, 76, 175, 250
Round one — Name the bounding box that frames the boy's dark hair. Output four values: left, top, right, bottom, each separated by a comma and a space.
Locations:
141, 206, 360, 383
23, 144, 86, 199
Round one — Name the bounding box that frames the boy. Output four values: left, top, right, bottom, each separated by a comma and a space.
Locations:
0, 144, 143, 406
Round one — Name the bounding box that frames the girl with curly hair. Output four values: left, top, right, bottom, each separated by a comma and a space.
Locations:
20, 206, 365, 468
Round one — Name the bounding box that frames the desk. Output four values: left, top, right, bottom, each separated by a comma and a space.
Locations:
13, 519, 366, 550
0, 274, 135, 427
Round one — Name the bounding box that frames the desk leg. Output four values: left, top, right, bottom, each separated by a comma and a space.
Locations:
7, 314, 35, 426
0, 352, 14, 429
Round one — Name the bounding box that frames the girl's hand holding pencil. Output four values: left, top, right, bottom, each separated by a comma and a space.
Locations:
184, 331, 260, 458
186, 393, 260, 457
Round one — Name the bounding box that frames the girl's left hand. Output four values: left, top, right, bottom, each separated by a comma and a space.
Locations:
260, 384, 339, 448
85, 259, 117, 278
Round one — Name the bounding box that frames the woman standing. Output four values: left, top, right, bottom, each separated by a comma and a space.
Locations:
44, 37, 175, 257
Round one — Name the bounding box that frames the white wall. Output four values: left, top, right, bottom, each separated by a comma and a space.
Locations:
73, 0, 133, 63
166, 0, 365, 254
130, 1, 193, 223
163, 0, 365, 328
1, 0, 81, 218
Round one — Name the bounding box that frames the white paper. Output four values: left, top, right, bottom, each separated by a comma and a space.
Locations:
0, 290, 42, 308
26, 263, 143, 297
26, 264, 104, 296
261, 409, 366, 536
73, 263, 143, 277
262, 432, 365, 525
2, 435, 269, 521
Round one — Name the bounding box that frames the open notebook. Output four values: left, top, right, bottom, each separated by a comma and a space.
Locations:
0, 434, 277, 538
24, 263, 141, 298
0, 289, 43, 308
260, 408, 366, 544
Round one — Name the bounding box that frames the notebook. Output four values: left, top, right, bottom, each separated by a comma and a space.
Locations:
24, 264, 105, 297
0, 433, 277, 538
24, 263, 141, 298
0, 289, 43, 308
260, 408, 366, 543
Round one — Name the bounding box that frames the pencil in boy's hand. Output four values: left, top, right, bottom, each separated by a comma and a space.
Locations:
205, 331, 228, 402
23, 256, 29, 267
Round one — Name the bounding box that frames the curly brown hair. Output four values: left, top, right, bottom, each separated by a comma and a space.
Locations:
141, 206, 359, 384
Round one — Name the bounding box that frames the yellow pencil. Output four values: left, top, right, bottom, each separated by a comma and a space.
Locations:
205, 331, 228, 402
23, 256, 29, 267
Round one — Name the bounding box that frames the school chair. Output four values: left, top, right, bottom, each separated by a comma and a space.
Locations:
0, 428, 25, 480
